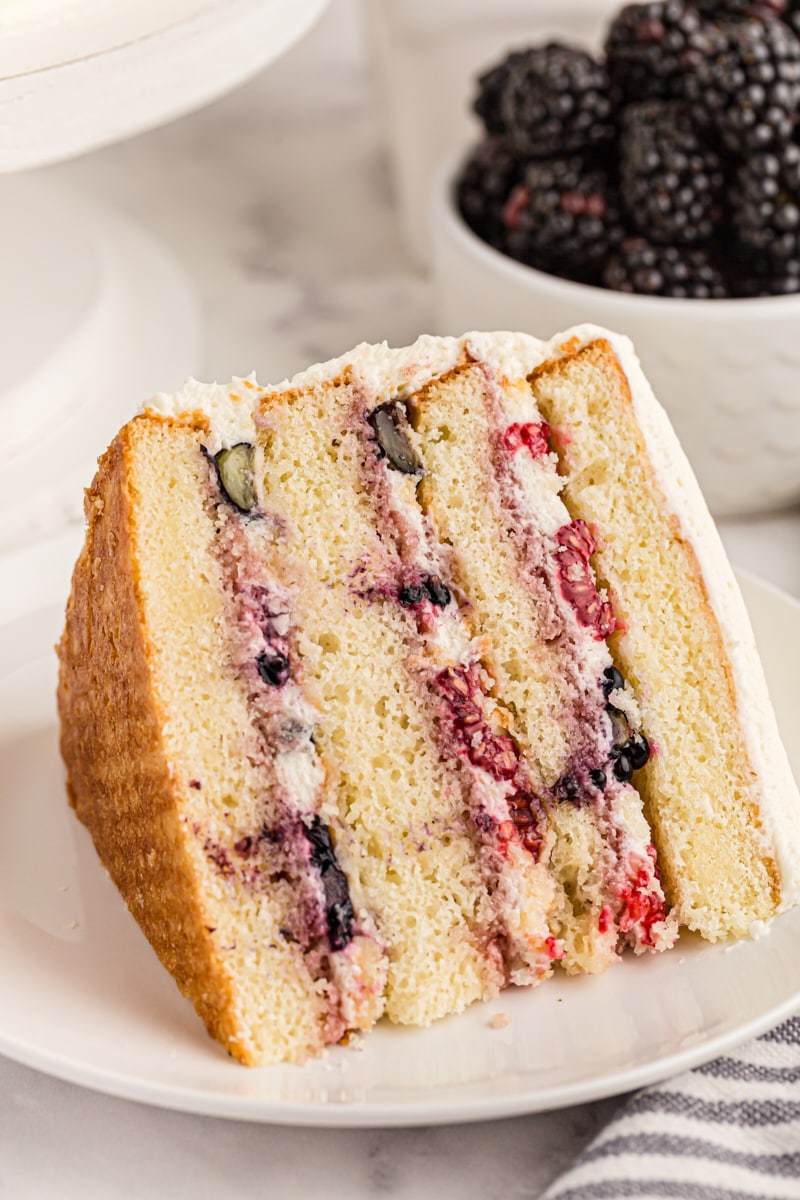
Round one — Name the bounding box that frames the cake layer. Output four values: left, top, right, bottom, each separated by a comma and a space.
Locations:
530, 340, 787, 938
58, 418, 333, 1064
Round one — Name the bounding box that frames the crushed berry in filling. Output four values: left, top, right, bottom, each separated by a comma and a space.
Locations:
435, 665, 544, 858
398, 573, 452, 610
627, 733, 651, 770
398, 583, 426, 607
617, 846, 667, 948
503, 421, 552, 457
601, 665, 625, 697
545, 935, 565, 961
607, 705, 651, 781
613, 750, 634, 783
607, 704, 631, 747
437, 666, 518, 781
303, 816, 355, 952
555, 773, 580, 802
424, 574, 451, 607
256, 648, 291, 687
554, 520, 616, 640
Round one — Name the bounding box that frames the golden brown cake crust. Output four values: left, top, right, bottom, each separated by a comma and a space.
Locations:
56, 417, 250, 1063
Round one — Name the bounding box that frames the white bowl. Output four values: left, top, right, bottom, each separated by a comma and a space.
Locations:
431, 159, 800, 518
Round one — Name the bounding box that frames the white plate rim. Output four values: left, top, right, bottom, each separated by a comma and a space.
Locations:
2, 983, 800, 1128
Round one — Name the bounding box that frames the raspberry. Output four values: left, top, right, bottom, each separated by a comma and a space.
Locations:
619, 101, 726, 243
686, 14, 800, 152
474, 43, 614, 157
503, 156, 623, 283
605, 2, 720, 105
603, 237, 728, 296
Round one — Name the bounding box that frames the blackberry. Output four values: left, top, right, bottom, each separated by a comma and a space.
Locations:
473, 43, 615, 157
619, 101, 726, 243
731, 142, 800, 260
603, 237, 728, 296
730, 254, 800, 291
503, 156, 624, 283
686, 15, 800, 152
695, 0, 786, 13
605, 2, 720, 106
786, 2, 800, 39
695, 0, 786, 14
456, 137, 527, 253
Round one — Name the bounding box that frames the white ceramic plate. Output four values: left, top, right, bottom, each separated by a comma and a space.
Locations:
1, 529, 799, 1127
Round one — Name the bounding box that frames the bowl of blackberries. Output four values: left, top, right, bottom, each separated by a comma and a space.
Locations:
432, 0, 800, 517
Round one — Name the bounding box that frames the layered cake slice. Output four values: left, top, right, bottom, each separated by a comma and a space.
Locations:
57, 325, 800, 1065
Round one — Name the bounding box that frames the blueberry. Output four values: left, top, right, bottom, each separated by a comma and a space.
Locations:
366, 403, 422, 474
398, 584, 426, 607
613, 752, 633, 783
602, 666, 624, 697
607, 704, 631, 747
627, 733, 651, 771
256, 649, 290, 687
589, 768, 607, 790
214, 443, 257, 512
423, 575, 451, 607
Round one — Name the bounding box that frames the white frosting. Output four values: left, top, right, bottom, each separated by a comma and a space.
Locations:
147, 324, 800, 907
145, 375, 258, 453
273, 745, 324, 810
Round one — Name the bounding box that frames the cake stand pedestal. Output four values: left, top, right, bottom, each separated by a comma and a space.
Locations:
0, 0, 329, 552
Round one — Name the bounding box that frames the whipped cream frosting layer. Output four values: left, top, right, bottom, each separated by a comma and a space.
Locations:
147, 324, 800, 911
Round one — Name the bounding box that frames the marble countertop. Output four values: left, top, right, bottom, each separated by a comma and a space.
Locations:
2, 1, 799, 1195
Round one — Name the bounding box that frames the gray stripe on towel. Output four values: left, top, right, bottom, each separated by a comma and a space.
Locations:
758, 1020, 800, 1045
626, 1090, 800, 1127
581, 1132, 800, 1177
695, 1057, 800, 1085
546, 1179, 790, 1200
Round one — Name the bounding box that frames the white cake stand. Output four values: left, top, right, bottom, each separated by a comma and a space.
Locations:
0, 0, 329, 552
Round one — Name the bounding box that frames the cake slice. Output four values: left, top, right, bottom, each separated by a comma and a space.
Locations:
57, 325, 800, 1065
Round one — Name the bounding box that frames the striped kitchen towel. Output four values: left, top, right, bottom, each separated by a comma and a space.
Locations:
542, 1015, 800, 1200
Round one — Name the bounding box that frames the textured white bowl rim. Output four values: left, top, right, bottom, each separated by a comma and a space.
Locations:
434, 152, 800, 321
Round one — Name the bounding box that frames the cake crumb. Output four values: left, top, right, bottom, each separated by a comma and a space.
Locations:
489, 1012, 510, 1030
